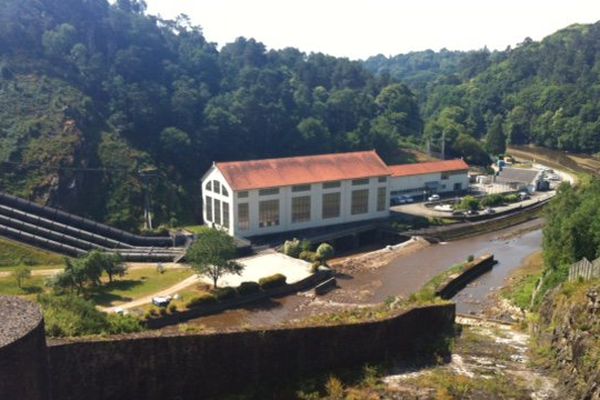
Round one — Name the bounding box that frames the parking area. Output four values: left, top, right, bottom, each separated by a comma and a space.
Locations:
203, 251, 313, 287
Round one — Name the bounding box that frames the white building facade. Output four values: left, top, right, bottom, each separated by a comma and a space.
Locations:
389, 159, 470, 198
201, 153, 470, 239
201, 151, 391, 238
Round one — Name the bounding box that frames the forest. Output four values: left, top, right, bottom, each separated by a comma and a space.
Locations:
1, 0, 599, 231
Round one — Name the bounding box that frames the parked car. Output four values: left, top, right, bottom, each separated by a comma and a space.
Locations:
482, 208, 496, 215
466, 209, 479, 216
519, 191, 530, 200
390, 196, 404, 206
152, 295, 172, 307
427, 194, 440, 202
402, 195, 415, 203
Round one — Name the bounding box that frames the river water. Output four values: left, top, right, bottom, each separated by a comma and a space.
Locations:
164, 219, 543, 332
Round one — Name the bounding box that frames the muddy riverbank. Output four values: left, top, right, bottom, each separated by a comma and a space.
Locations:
162, 218, 544, 333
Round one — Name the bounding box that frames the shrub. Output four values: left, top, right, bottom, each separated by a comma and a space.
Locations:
259, 273, 287, 290
237, 281, 261, 296
168, 304, 177, 313
316, 243, 335, 263
186, 292, 217, 308
481, 193, 505, 207
148, 307, 159, 317
300, 239, 312, 252
504, 193, 520, 203
467, 255, 475, 262
159, 307, 168, 316
299, 250, 320, 263
310, 261, 321, 273
212, 286, 237, 301
283, 238, 302, 258
456, 195, 480, 211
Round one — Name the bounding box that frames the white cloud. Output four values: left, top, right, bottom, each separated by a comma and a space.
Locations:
144, 0, 600, 59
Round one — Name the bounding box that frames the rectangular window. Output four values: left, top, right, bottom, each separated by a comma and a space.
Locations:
238, 191, 248, 198
222, 201, 230, 230
214, 199, 221, 225
214, 181, 221, 194
205, 181, 212, 192
351, 189, 369, 215
322, 192, 341, 219
441, 173, 449, 180
222, 186, 229, 197
378, 176, 387, 183
352, 178, 369, 186
205, 196, 213, 222
259, 199, 279, 227
259, 188, 279, 196
323, 181, 341, 189
238, 203, 249, 231
292, 184, 311, 192
377, 187, 386, 211
292, 196, 311, 223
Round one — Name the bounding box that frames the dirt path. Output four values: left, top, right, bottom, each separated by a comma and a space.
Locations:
100, 274, 201, 313
0, 262, 185, 278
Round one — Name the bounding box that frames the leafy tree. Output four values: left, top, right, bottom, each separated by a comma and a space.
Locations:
50, 255, 103, 295
13, 265, 31, 289
85, 251, 126, 283
186, 229, 243, 288
456, 195, 480, 211
485, 115, 506, 155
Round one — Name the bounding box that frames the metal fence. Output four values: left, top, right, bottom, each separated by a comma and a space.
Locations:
568, 257, 600, 282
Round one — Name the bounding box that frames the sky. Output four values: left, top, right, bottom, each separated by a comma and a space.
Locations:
144, 0, 600, 60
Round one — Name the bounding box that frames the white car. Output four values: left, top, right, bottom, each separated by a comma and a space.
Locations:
152, 295, 172, 307
428, 194, 440, 202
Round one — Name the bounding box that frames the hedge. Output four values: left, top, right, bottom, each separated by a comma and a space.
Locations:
259, 273, 287, 290
212, 286, 237, 301
186, 292, 217, 308
237, 281, 261, 296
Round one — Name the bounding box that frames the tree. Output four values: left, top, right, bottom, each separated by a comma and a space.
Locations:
485, 115, 506, 155
85, 251, 126, 283
13, 265, 31, 289
186, 229, 243, 288
50, 255, 103, 295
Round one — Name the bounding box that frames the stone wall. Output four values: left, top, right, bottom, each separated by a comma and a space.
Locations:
47, 304, 455, 400
436, 254, 496, 299
0, 296, 50, 400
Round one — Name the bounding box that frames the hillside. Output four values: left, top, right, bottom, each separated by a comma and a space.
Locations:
365, 23, 600, 157
0, 0, 423, 231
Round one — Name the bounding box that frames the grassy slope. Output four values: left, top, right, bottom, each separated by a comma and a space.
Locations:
0, 237, 64, 269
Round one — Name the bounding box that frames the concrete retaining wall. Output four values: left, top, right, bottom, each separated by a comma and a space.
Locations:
436, 254, 496, 299
48, 303, 455, 400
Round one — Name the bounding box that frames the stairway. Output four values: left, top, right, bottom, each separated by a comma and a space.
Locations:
0, 192, 187, 262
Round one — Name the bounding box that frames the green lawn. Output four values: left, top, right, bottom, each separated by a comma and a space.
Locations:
0, 274, 46, 296
0, 266, 194, 308
88, 267, 194, 307
182, 225, 211, 235
0, 237, 65, 270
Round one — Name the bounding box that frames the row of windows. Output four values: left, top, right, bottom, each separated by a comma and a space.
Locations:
204, 196, 230, 230
237, 188, 387, 230
205, 180, 229, 196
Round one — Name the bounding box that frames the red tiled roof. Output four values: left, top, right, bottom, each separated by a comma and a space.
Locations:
389, 159, 469, 177
216, 151, 390, 191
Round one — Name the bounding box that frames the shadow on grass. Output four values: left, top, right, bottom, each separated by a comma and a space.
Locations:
88, 279, 142, 307
21, 285, 43, 294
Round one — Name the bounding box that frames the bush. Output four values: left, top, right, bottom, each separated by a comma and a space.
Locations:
38, 294, 141, 337
159, 307, 168, 316
212, 286, 237, 301
237, 281, 261, 296
186, 292, 217, 308
283, 238, 302, 258
481, 193, 505, 207
316, 243, 335, 263
310, 261, 321, 273
259, 273, 287, 290
504, 194, 520, 203
299, 250, 320, 263
456, 195, 480, 211
168, 304, 177, 313
467, 255, 475, 262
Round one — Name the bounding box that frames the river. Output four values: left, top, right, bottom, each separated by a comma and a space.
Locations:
163, 219, 543, 332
